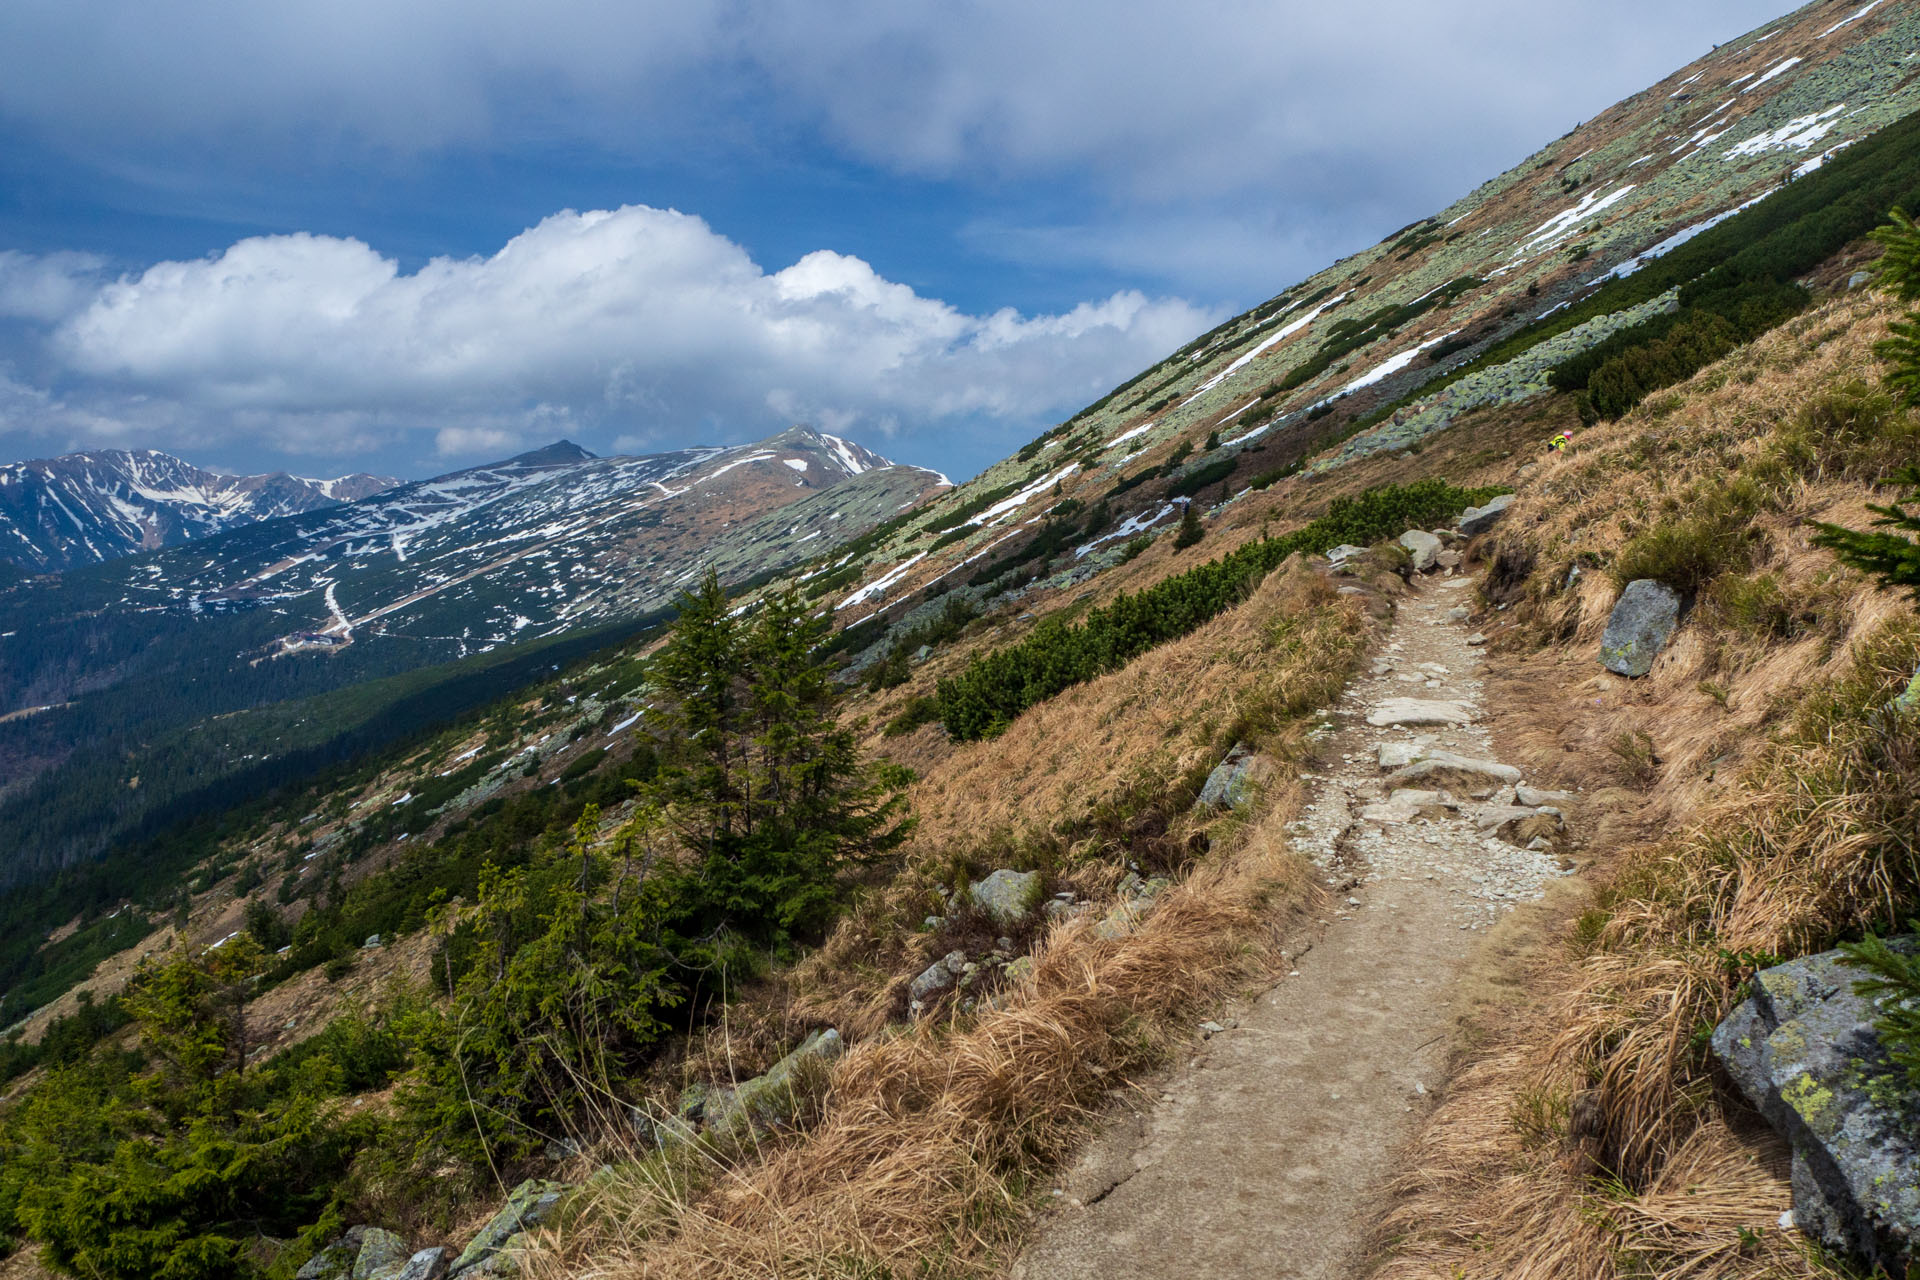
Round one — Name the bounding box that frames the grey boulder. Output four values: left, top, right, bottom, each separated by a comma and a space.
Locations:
969, 869, 1044, 929
703, 1028, 844, 1139
449, 1180, 565, 1276
1398, 529, 1442, 572
393, 1249, 452, 1280
1195, 744, 1276, 812
1712, 946, 1920, 1270
1092, 873, 1172, 940
1894, 667, 1920, 715
353, 1229, 411, 1280
1456, 494, 1513, 536
298, 1228, 369, 1280
1599, 579, 1681, 677
910, 950, 969, 1013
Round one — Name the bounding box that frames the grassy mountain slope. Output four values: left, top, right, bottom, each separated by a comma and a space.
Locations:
5, 2, 1920, 1276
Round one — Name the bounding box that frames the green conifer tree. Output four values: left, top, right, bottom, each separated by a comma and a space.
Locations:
1174, 502, 1205, 550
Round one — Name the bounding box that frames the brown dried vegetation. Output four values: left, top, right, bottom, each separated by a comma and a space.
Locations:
523, 567, 1368, 1278
1374, 292, 1920, 1280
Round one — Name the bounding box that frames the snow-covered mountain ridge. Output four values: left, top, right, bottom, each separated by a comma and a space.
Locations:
0, 448, 397, 571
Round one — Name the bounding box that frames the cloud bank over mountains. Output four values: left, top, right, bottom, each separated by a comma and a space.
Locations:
0, 0, 1783, 475
1, 209, 1210, 465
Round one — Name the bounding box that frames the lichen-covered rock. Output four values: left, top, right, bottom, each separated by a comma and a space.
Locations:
1599, 579, 1680, 677
1044, 897, 1091, 924
461, 1236, 524, 1276
393, 1248, 452, 1280
703, 1029, 844, 1139
1398, 529, 1442, 572
910, 949, 968, 1012
1456, 494, 1514, 536
449, 1181, 566, 1276
353, 1228, 411, 1280
1092, 874, 1173, 940
969, 869, 1044, 929
1195, 744, 1276, 812
298, 1228, 368, 1280
1711, 945, 1920, 1271
1894, 667, 1920, 715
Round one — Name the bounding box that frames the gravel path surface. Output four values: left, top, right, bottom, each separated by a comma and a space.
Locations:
1011, 573, 1573, 1280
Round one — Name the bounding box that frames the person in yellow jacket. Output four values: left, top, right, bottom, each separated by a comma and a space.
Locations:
1547, 431, 1572, 453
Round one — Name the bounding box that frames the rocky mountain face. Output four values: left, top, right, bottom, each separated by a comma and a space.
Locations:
0, 448, 397, 571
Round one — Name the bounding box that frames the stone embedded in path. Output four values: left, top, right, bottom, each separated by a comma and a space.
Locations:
1600, 579, 1681, 678
1398, 530, 1442, 572
1366, 698, 1474, 728
1376, 741, 1428, 769
1384, 751, 1521, 792
1516, 784, 1577, 808
1360, 789, 1455, 824
1472, 805, 1564, 846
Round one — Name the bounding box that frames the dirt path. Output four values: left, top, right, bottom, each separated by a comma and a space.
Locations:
1012, 573, 1574, 1280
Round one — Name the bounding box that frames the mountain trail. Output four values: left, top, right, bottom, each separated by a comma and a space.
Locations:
1012, 572, 1573, 1279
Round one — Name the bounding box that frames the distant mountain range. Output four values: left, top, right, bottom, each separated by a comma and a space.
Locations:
24, 427, 941, 662
0, 448, 397, 571
0, 425, 947, 881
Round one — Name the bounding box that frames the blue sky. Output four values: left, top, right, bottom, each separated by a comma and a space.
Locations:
0, 0, 1790, 483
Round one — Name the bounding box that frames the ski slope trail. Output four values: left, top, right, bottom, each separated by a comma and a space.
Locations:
1013, 573, 1572, 1280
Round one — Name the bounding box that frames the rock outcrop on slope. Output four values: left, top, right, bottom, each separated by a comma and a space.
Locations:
1713, 946, 1920, 1271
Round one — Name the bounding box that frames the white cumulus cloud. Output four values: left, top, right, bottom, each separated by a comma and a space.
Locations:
5, 205, 1210, 467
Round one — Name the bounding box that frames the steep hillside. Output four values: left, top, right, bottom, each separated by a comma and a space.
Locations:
4, 4, 1920, 1280
774, 0, 1920, 646
0, 448, 395, 571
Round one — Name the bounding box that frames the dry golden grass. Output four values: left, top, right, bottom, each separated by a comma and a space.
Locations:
520, 567, 1368, 1279
769, 564, 1367, 1043
908, 566, 1358, 860
529, 801, 1323, 1280
1372, 293, 1920, 1280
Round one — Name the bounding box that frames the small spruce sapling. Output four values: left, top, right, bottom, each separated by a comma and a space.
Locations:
1174, 502, 1205, 550
1811, 209, 1920, 597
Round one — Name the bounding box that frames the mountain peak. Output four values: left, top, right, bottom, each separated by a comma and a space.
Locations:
506, 440, 597, 467
750, 425, 898, 477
